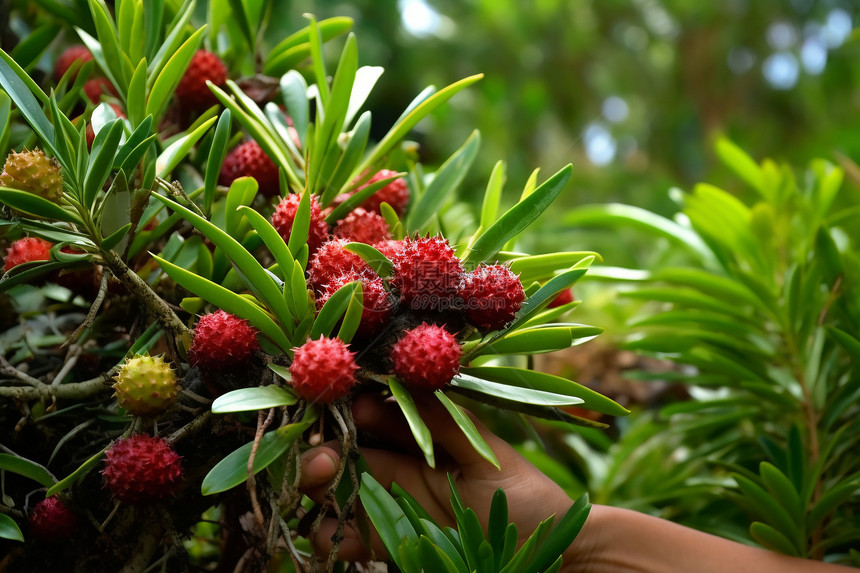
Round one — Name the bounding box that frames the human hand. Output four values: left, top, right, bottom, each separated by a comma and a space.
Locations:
299, 391, 576, 562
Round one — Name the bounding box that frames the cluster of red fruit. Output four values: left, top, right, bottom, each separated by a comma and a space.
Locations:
189, 170, 526, 405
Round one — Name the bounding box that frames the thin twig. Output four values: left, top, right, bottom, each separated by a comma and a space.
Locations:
0, 353, 45, 387
248, 408, 275, 527
62, 269, 110, 349
167, 410, 212, 445
51, 343, 82, 386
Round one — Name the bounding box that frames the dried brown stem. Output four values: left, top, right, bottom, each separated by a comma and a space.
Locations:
248, 409, 275, 528
62, 269, 110, 349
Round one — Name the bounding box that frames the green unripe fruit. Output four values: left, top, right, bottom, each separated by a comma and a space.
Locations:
113, 355, 180, 416
0, 149, 64, 203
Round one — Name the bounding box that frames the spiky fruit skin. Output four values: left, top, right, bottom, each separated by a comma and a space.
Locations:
54, 45, 92, 81
390, 323, 461, 390
391, 236, 464, 312
174, 50, 227, 111
3, 237, 53, 273
102, 435, 183, 503
459, 264, 525, 331
333, 208, 392, 245
112, 355, 180, 417
1, 149, 64, 202
307, 238, 370, 294
316, 271, 395, 338
547, 287, 574, 308
358, 170, 410, 215
29, 497, 77, 540
83, 77, 118, 104
289, 336, 358, 403
374, 239, 406, 261
272, 194, 329, 255
189, 310, 260, 372
219, 140, 280, 197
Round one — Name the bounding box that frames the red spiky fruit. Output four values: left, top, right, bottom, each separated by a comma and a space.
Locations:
390, 323, 461, 390
316, 271, 395, 338
459, 264, 525, 331
3, 237, 53, 273
271, 193, 329, 255
357, 170, 410, 215
547, 288, 574, 308
219, 140, 280, 197
174, 50, 227, 111
390, 236, 464, 312
289, 336, 358, 403
83, 77, 118, 104
29, 497, 78, 540
189, 310, 260, 371
102, 435, 183, 503
373, 239, 406, 261
53, 45, 92, 82
307, 238, 371, 294
333, 207, 392, 245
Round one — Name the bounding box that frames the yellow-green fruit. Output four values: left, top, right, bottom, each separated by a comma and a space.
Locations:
0, 149, 64, 202
113, 355, 180, 416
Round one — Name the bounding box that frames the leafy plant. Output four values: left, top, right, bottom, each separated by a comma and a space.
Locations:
566, 138, 860, 564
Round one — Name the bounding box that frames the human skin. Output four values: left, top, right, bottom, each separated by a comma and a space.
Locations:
300, 393, 856, 572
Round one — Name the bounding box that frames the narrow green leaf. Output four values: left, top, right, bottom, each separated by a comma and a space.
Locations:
322, 110, 371, 205
475, 326, 601, 357
479, 160, 506, 230
759, 462, 802, 521
146, 26, 206, 120
360, 472, 418, 572
0, 454, 56, 487
152, 194, 294, 332
211, 385, 298, 413
279, 70, 309, 148
436, 391, 499, 469
749, 522, 799, 556
0, 188, 81, 223
265, 16, 353, 76
450, 374, 584, 407
156, 116, 217, 177
143, 0, 165, 60
311, 280, 359, 339
337, 281, 364, 344
326, 171, 404, 224
461, 366, 628, 416
488, 489, 508, 570
565, 203, 716, 265
464, 165, 571, 265
356, 74, 483, 177
238, 206, 296, 278
343, 242, 393, 277
530, 493, 591, 571
389, 377, 435, 468
0, 514, 23, 542
86, 0, 129, 91
84, 119, 124, 205
11, 23, 62, 70
807, 479, 860, 529
503, 265, 590, 334
152, 254, 291, 352
408, 130, 480, 231
715, 137, 765, 197
417, 537, 462, 573
201, 409, 317, 495
0, 50, 56, 158
46, 446, 106, 496
287, 191, 311, 256
733, 473, 801, 548
204, 110, 232, 212
148, 0, 194, 81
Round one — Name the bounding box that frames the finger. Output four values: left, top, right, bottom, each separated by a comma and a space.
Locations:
310, 515, 388, 562
299, 446, 340, 503
356, 390, 511, 471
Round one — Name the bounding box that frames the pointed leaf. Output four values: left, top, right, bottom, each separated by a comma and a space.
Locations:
0, 514, 23, 542
0, 188, 80, 223
0, 454, 56, 487
343, 242, 393, 278
436, 391, 499, 468
388, 377, 435, 468
451, 374, 584, 407
46, 446, 106, 496
211, 386, 298, 413
360, 472, 418, 572
311, 280, 360, 339
201, 409, 317, 495
464, 165, 571, 265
